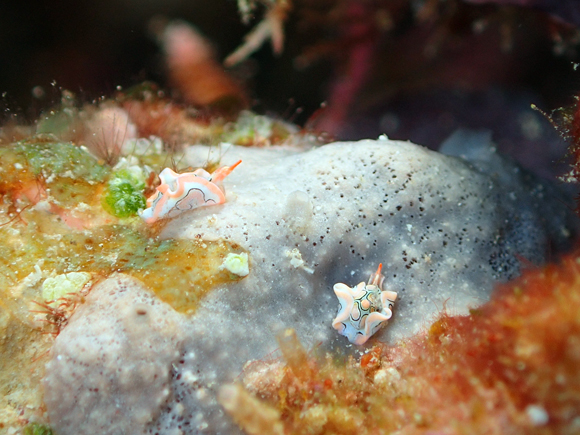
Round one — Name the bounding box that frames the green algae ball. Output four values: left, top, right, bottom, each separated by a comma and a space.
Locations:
102, 168, 146, 218
23, 423, 54, 435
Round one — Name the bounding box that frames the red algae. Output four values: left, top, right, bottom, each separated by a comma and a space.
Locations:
228, 253, 580, 435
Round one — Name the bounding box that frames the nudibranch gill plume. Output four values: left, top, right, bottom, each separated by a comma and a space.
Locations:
332, 264, 397, 345
139, 160, 242, 224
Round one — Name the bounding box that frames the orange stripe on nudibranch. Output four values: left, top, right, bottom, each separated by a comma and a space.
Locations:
138, 160, 242, 224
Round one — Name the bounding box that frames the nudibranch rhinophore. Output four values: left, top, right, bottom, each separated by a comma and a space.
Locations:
139, 160, 242, 224
332, 264, 397, 345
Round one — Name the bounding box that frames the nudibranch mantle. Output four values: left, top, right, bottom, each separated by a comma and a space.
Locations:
332, 264, 397, 345
139, 160, 241, 224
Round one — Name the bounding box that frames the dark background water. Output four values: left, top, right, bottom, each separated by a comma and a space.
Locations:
2, 0, 580, 178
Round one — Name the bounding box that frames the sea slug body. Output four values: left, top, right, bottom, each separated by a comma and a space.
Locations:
139, 160, 241, 224
332, 264, 398, 345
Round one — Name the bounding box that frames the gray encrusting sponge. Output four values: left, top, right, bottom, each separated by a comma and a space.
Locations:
44, 137, 578, 435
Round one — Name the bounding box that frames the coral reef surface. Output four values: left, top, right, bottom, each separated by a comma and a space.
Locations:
44, 274, 184, 434
227, 250, 580, 434
42, 137, 578, 434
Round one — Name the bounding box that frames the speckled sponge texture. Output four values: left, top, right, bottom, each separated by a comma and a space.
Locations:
43, 274, 184, 434
43, 138, 578, 434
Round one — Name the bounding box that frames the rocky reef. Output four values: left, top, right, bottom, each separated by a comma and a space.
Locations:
39, 135, 577, 434
224, 251, 580, 435
5, 0, 580, 432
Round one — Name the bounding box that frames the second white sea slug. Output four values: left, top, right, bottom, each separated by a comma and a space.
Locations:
139, 160, 241, 224
332, 264, 397, 345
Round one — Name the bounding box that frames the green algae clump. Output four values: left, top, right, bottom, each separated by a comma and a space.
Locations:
102, 168, 147, 218
23, 423, 54, 435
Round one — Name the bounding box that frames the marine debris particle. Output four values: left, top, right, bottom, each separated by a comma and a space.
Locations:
41, 272, 92, 305
221, 252, 250, 276
228, 253, 580, 435
284, 248, 313, 273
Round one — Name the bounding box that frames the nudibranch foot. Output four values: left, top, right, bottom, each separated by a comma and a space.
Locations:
139, 160, 242, 224
332, 263, 397, 345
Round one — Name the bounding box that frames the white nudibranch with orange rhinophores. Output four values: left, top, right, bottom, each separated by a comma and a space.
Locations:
139, 160, 242, 224
332, 264, 397, 345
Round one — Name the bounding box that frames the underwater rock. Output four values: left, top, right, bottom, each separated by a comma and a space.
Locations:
44, 138, 578, 434
43, 274, 185, 435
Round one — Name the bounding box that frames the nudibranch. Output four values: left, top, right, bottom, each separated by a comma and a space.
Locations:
332, 264, 397, 345
139, 160, 242, 224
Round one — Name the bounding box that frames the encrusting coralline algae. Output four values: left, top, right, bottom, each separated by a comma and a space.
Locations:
43, 136, 578, 434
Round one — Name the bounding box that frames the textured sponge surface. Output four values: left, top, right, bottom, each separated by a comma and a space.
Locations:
171, 139, 575, 343
44, 139, 577, 434
43, 274, 184, 435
